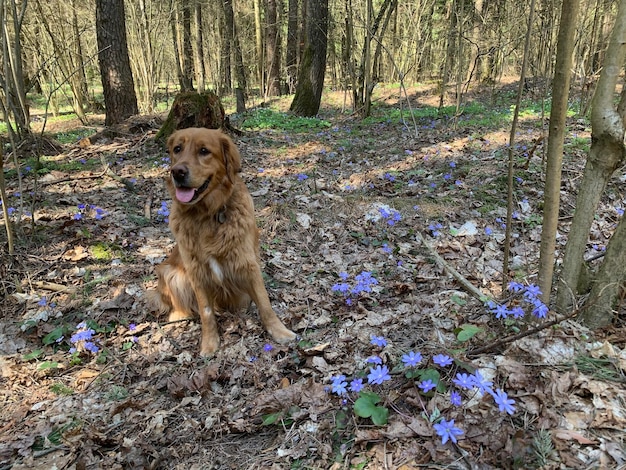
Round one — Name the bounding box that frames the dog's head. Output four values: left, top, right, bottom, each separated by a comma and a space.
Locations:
166, 128, 241, 205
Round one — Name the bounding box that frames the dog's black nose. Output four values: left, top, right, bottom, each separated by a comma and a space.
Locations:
171, 164, 188, 183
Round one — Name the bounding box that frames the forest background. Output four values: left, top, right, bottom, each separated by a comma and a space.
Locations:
0, 0, 626, 468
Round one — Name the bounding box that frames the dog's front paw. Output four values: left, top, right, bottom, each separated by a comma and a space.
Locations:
169, 310, 194, 321
200, 337, 220, 357
269, 324, 297, 344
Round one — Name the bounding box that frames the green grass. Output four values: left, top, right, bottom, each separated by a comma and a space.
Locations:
241, 108, 331, 131
52, 127, 96, 144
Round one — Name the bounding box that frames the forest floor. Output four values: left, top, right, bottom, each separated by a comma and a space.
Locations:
0, 82, 625, 470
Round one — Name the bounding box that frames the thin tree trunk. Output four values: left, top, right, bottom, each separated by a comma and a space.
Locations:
502, 0, 536, 292
171, 8, 186, 91
195, 1, 206, 93
286, 0, 299, 93
181, 0, 194, 91
265, 0, 282, 96
254, 0, 264, 93
558, 0, 626, 318
537, 0, 580, 303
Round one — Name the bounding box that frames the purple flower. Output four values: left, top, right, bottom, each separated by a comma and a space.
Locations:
129, 323, 136, 331
472, 370, 493, 394
492, 388, 516, 415
401, 351, 422, 367
433, 418, 464, 444
523, 284, 542, 300
367, 365, 391, 385
330, 375, 348, 395
331, 282, 350, 294
84, 341, 100, 353
70, 328, 95, 344
38, 298, 48, 307
370, 335, 387, 348
510, 306, 525, 318
452, 373, 474, 390
263, 343, 274, 352
507, 281, 525, 292
493, 304, 510, 319
349, 378, 364, 393
73, 213, 82, 221
532, 303, 549, 318
419, 379, 436, 393
297, 173, 308, 181
450, 391, 462, 406
366, 356, 382, 364
432, 354, 453, 367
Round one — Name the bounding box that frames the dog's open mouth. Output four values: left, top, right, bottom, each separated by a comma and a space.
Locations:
175, 177, 211, 203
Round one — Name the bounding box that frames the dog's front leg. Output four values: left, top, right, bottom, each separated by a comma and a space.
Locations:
247, 265, 296, 344
189, 279, 220, 356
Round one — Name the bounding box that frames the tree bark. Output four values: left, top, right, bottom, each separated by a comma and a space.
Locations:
289, 0, 328, 116
265, 0, 282, 96
558, 0, 626, 322
254, 0, 264, 93
181, 0, 195, 91
286, 0, 299, 93
537, 0, 580, 303
194, 1, 206, 93
95, 0, 139, 126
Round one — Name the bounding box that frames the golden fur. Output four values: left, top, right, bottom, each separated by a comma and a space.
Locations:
152, 128, 296, 355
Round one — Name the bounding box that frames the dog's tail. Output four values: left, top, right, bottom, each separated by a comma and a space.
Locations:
149, 262, 198, 320
145, 288, 171, 316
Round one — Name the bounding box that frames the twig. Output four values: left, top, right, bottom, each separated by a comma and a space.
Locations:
144, 193, 152, 220
466, 309, 578, 357
31, 280, 77, 294
38, 167, 109, 187
415, 231, 486, 302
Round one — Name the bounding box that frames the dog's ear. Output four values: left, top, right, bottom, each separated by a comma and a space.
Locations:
220, 133, 241, 182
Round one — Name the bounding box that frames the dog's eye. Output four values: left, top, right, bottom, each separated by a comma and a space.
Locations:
199, 147, 211, 156
172, 145, 182, 154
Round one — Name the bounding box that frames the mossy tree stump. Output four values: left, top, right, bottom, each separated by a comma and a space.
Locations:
156, 91, 226, 142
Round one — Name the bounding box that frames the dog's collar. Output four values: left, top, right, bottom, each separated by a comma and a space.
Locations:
217, 207, 227, 224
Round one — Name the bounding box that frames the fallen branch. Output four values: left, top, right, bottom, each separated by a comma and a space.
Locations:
466, 309, 578, 357
31, 280, 77, 294
415, 231, 486, 301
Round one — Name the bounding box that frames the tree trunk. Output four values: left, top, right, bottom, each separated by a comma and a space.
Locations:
286, 0, 299, 93
254, 0, 264, 93
354, 0, 394, 116
1, 0, 30, 140
265, 0, 282, 96
181, 0, 195, 91
224, 0, 247, 98
537, 0, 580, 303
289, 0, 328, 116
96, 0, 139, 126
219, 1, 232, 94
70, 0, 89, 118
558, 0, 626, 320
194, 1, 206, 93
171, 7, 186, 92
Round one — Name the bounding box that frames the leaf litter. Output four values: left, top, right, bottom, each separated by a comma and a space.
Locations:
0, 85, 625, 469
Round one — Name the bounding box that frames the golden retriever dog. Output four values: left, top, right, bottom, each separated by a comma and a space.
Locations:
152, 128, 296, 355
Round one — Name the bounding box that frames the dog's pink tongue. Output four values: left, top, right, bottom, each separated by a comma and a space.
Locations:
176, 187, 195, 203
